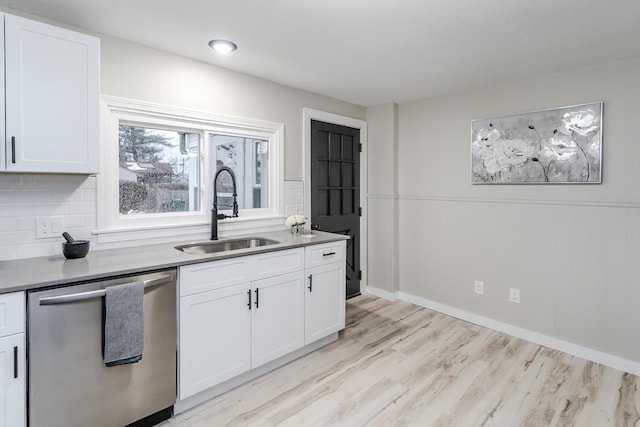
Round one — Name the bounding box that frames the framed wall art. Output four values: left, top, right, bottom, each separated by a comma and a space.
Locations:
471, 102, 603, 184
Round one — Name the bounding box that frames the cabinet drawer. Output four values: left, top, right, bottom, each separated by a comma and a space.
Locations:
252, 248, 304, 281
0, 292, 25, 337
305, 241, 346, 269
180, 258, 251, 296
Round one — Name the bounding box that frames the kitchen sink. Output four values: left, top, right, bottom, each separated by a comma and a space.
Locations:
175, 237, 279, 255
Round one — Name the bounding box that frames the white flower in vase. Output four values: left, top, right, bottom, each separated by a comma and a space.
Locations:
285, 214, 306, 234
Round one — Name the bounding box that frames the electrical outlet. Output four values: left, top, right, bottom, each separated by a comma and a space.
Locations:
474, 280, 484, 295
36, 216, 64, 239
509, 288, 521, 304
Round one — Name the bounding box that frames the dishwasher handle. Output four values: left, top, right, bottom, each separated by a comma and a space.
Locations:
38, 274, 172, 305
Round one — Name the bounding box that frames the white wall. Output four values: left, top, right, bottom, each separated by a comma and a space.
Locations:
366, 103, 398, 295
100, 37, 365, 181
393, 57, 640, 367
0, 32, 365, 261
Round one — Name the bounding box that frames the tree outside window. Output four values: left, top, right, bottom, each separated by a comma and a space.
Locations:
119, 125, 200, 215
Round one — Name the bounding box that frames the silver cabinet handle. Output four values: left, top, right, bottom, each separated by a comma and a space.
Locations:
39, 274, 172, 305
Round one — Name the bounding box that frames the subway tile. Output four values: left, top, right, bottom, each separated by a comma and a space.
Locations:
16, 216, 36, 231
83, 189, 97, 202
0, 176, 98, 260
79, 176, 97, 190
68, 201, 96, 215
64, 215, 85, 228
0, 203, 70, 217
0, 218, 16, 232
16, 241, 59, 259
7, 190, 76, 203
0, 189, 16, 201
83, 214, 97, 228
0, 175, 35, 190
67, 190, 86, 203
0, 230, 37, 246
0, 246, 17, 261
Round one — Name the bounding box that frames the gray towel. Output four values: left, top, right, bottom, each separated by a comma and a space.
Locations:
104, 281, 144, 367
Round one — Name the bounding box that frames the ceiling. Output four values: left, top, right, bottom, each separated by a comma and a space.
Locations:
0, 0, 638, 106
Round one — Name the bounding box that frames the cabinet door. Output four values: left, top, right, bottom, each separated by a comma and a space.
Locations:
4, 14, 99, 173
0, 334, 25, 427
305, 262, 346, 345
0, 14, 4, 171
179, 283, 251, 399
0, 292, 25, 337
251, 271, 305, 368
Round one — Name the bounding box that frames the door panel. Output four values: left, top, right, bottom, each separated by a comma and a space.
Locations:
310, 120, 360, 298
251, 272, 305, 368
0, 334, 25, 427
4, 14, 99, 173
305, 262, 346, 344
179, 283, 251, 399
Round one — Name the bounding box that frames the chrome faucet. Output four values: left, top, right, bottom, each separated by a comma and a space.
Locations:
211, 166, 239, 240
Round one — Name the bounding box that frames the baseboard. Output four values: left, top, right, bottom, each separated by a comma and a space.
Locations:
364, 285, 399, 301
398, 291, 640, 377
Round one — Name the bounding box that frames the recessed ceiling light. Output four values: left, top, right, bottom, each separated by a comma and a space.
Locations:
208, 39, 237, 54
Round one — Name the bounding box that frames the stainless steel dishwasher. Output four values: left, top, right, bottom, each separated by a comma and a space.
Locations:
27, 269, 177, 427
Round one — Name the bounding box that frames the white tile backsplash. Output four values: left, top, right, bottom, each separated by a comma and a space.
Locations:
284, 180, 304, 216
0, 174, 97, 261
0, 218, 16, 232
0, 176, 304, 261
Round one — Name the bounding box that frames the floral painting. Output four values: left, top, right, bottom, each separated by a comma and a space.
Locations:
471, 102, 602, 183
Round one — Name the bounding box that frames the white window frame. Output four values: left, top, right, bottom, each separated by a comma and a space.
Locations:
96, 96, 284, 244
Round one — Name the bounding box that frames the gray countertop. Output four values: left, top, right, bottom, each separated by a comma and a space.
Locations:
0, 230, 348, 294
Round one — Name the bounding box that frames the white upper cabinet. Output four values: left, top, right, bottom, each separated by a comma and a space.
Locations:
2, 13, 100, 174
0, 15, 4, 173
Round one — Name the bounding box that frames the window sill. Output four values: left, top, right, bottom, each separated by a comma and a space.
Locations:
93, 216, 288, 248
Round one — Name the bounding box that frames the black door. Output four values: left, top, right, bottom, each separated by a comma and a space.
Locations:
310, 120, 360, 298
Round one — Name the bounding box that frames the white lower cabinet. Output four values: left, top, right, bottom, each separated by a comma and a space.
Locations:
251, 271, 305, 368
0, 292, 25, 427
0, 334, 25, 427
304, 262, 346, 345
179, 283, 252, 399
178, 243, 346, 401
304, 241, 346, 344
179, 248, 307, 400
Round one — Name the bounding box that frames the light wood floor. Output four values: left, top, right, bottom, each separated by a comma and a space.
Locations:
162, 294, 640, 427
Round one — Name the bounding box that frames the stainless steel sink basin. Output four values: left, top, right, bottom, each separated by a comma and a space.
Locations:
175, 237, 279, 255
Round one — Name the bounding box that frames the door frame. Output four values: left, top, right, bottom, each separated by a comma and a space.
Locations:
303, 108, 368, 290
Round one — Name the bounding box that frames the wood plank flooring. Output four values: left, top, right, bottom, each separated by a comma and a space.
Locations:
161, 294, 640, 427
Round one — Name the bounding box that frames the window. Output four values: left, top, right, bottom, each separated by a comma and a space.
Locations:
119, 125, 201, 215
98, 97, 284, 239
210, 134, 269, 210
